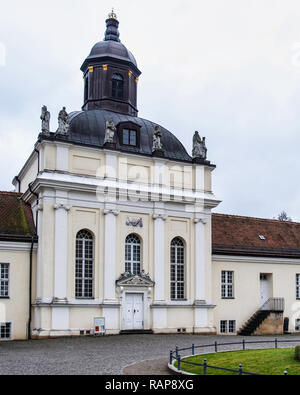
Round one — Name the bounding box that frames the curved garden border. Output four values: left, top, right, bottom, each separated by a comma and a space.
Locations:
168, 338, 300, 376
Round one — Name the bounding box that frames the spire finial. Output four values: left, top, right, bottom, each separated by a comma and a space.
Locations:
108, 8, 117, 20
104, 9, 120, 42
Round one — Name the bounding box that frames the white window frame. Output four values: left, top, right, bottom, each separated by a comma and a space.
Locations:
228, 320, 236, 333
296, 274, 300, 299
170, 238, 185, 301
220, 320, 227, 334
0, 322, 12, 340
221, 271, 234, 299
125, 234, 141, 275
75, 230, 94, 299
220, 320, 236, 334
0, 263, 9, 298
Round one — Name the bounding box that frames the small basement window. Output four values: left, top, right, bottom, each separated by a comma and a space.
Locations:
0, 322, 11, 340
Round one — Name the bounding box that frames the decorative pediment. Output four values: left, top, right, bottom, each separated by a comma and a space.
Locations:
116, 271, 155, 287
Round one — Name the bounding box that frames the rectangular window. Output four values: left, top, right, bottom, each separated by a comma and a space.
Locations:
220, 321, 227, 334
221, 271, 234, 299
122, 129, 137, 146
0, 323, 11, 339
0, 264, 9, 298
228, 320, 236, 333
295, 319, 300, 331
297, 274, 300, 299
220, 320, 236, 334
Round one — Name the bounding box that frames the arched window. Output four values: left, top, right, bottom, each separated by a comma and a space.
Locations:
125, 234, 141, 275
111, 73, 124, 99
75, 230, 94, 299
170, 238, 185, 300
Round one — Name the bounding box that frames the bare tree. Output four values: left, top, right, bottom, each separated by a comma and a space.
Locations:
278, 211, 292, 222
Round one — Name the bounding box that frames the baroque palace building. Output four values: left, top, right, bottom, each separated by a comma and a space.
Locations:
1, 11, 300, 340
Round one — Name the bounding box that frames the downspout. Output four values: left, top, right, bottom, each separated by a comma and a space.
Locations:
34, 148, 40, 174
27, 236, 36, 340
15, 176, 21, 193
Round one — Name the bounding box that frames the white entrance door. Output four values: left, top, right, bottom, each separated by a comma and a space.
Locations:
125, 294, 144, 330
260, 274, 270, 305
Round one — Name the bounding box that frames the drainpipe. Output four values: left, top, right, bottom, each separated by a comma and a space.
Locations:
27, 236, 36, 340
34, 148, 40, 174
15, 176, 21, 193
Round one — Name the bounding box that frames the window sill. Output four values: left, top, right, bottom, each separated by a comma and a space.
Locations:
221, 298, 235, 300
75, 298, 95, 301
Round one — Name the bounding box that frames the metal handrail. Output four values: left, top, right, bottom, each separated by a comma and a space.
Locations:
170, 337, 300, 376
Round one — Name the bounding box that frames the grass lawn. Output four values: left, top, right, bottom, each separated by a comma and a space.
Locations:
175, 348, 300, 375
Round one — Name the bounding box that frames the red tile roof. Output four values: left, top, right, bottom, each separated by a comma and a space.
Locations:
212, 213, 300, 258
0, 192, 36, 240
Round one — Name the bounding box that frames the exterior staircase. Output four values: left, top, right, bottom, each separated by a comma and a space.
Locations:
238, 298, 284, 336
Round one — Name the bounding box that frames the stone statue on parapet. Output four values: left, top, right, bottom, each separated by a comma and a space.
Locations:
192, 131, 207, 160
104, 117, 116, 144
40, 105, 50, 135
152, 125, 163, 152
56, 107, 69, 135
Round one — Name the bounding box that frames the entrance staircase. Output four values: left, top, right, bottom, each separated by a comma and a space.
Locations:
238, 298, 284, 336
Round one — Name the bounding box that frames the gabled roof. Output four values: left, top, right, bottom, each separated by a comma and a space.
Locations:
212, 213, 300, 258
0, 192, 36, 241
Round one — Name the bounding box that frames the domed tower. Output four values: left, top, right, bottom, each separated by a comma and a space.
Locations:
81, 10, 141, 116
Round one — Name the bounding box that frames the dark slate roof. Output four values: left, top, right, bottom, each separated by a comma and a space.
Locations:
84, 40, 138, 68
0, 192, 36, 241
63, 109, 194, 163
212, 213, 300, 258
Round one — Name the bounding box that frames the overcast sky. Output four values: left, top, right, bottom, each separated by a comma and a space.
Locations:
1, 0, 300, 220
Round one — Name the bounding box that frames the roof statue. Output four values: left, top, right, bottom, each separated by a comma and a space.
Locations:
152, 125, 164, 153
104, 117, 117, 145
192, 131, 207, 160
40, 105, 50, 135
56, 107, 69, 135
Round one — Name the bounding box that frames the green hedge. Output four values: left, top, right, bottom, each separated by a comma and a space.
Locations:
295, 346, 300, 362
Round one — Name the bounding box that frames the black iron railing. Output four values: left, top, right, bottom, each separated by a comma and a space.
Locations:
169, 337, 300, 376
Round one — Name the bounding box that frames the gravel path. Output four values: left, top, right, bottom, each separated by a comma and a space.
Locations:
0, 334, 299, 375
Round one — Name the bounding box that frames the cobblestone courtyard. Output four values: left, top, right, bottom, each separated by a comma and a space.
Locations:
0, 334, 300, 375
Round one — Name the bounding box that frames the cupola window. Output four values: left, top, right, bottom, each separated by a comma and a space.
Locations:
123, 129, 137, 146
111, 73, 124, 99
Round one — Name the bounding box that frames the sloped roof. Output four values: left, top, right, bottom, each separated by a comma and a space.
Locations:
212, 213, 300, 258
0, 192, 36, 241
44, 109, 199, 164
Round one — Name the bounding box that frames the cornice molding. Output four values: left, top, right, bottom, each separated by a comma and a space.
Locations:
212, 254, 300, 265
0, 241, 38, 252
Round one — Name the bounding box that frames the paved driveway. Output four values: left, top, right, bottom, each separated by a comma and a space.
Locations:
0, 334, 300, 375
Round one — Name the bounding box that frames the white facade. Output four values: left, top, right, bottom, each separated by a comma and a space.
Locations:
0, 139, 297, 340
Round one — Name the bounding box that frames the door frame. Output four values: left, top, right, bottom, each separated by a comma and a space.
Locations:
260, 273, 273, 306
118, 287, 152, 331
124, 293, 144, 330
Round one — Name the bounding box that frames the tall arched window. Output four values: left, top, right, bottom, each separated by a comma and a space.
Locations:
75, 230, 94, 299
170, 238, 185, 300
125, 234, 141, 275
111, 73, 124, 99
